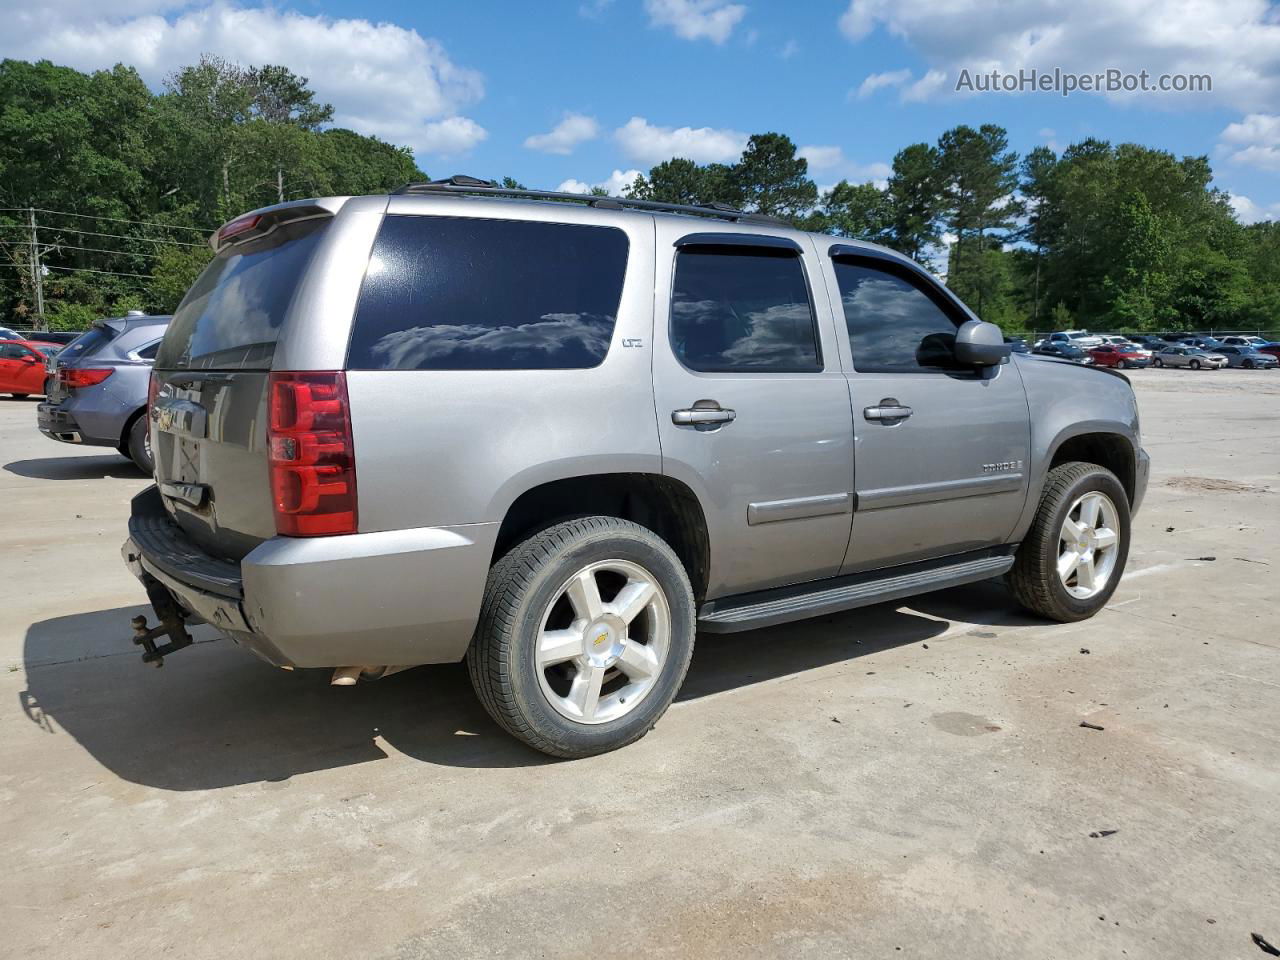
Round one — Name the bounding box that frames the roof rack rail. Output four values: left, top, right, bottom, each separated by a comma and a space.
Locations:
391, 175, 788, 226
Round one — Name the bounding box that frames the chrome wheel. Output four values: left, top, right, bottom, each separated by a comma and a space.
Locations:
1058, 491, 1121, 600
535, 559, 670, 725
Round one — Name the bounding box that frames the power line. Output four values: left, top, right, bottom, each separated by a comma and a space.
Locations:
0, 223, 206, 248
35, 242, 168, 261
0, 262, 154, 279
0, 206, 214, 233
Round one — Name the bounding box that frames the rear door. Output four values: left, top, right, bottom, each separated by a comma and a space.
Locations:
150, 214, 335, 561
816, 246, 1031, 573
652, 224, 854, 598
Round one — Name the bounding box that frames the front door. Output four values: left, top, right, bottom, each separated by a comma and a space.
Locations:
817, 249, 1031, 573
653, 224, 854, 598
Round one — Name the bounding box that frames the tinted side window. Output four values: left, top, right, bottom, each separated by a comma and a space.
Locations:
833, 260, 963, 373
135, 341, 161, 360
349, 216, 629, 371
670, 248, 820, 373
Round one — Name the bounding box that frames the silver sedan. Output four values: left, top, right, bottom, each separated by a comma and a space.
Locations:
1152, 346, 1228, 369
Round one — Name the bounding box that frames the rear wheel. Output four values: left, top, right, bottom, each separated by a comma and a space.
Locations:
1243, 359, 1254, 369
467, 516, 696, 758
1153, 357, 1163, 367
1009, 462, 1130, 623
1190, 358, 1201, 370
124, 413, 153, 474
11, 393, 28, 399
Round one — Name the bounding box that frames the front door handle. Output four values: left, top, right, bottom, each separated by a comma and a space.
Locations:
672, 404, 736, 425
863, 398, 913, 422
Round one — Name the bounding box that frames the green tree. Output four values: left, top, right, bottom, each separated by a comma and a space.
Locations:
885, 143, 943, 263
731, 133, 816, 221
808, 180, 892, 243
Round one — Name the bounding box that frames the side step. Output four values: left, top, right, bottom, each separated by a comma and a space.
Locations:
697, 549, 1016, 633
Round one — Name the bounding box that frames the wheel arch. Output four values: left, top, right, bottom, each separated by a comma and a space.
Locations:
492, 472, 711, 602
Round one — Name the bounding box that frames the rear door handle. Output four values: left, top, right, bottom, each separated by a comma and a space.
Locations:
863, 399, 913, 422
672, 405, 736, 425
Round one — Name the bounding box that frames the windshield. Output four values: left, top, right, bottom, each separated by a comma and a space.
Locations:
157, 218, 327, 371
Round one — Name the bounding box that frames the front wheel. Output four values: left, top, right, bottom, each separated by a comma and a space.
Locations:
11, 393, 29, 399
1190, 358, 1202, 370
467, 516, 696, 758
1243, 359, 1254, 369
1153, 357, 1163, 367
1009, 462, 1130, 623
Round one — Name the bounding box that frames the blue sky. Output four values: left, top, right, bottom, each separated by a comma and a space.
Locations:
4, 0, 1278, 219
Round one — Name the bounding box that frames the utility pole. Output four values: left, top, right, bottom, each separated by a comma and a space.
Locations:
27, 207, 45, 330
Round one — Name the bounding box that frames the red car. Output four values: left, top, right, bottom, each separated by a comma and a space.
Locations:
1088, 343, 1151, 369
0, 340, 61, 398
1259, 342, 1280, 361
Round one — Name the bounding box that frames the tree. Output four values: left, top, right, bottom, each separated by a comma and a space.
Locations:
937, 124, 1022, 315
885, 143, 943, 263
809, 180, 892, 243
731, 133, 816, 221
626, 157, 741, 208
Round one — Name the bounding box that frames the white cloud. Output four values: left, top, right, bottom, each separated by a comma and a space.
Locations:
645, 0, 747, 45
0, 2, 486, 157
1038, 127, 1062, 152
1228, 193, 1280, 224
1217, 114, 1280, 172
524, 113, 600, 155
798, 145, 846, 170
901, 69, 947, 102
837, 0, 1280, 111
418, 116, 487, 156
779, 39, 799, 59
556, 169, 644, 196
578, 0, 615, 19
855, 69, 911, 99
614, 116, 748, 165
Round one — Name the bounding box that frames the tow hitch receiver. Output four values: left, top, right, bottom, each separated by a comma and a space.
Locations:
131, 577, 195, 667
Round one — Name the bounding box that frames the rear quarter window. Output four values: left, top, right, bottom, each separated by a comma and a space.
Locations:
57, 325, 117, 363
348, 216, 629, 371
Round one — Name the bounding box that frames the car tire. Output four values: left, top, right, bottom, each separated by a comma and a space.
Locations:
1243, 359, 1254, 369
467, 516, 696, 759
11, 393, 29, 399
1153, 357, 1163, 367
125, 412, 153, 474
1190, 359, 1201, 370
1008, 461, 1131, 623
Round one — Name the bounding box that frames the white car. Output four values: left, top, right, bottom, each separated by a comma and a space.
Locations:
1046, 330, 1104, 349
1221, 335, 1271, 348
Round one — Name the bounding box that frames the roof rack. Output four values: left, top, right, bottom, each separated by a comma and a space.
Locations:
391, 175, 787, 226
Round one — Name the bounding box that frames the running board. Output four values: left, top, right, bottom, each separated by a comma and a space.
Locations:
697, 550, 1015, 633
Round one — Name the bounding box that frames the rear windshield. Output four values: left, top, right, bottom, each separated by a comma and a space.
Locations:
348, 215, 629, 371
157, 219, 327, 370
57, 325, 117, 363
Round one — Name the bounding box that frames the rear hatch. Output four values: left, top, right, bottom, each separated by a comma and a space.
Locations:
151, 214, 331, 561
46, 321, 122, 403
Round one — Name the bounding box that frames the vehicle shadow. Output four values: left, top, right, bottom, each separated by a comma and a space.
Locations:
20, 585, 1014, 790
4, 455, 143, 480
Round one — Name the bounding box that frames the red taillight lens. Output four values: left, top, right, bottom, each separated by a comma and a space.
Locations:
267, 371, 357, 537
217, 214, 261, 247
147, 371, 160, 412
60, 367, 113, 388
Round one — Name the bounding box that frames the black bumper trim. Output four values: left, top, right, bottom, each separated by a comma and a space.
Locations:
128, 486, 244, 600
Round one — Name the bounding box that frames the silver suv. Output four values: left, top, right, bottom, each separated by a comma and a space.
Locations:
122, 179, 1150, 758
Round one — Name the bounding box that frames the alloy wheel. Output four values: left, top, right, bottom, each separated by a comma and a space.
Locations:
1057, 491, 1121, 600
535, 559, 671, 725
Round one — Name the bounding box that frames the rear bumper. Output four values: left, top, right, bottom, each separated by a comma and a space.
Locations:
37, 402, 85, 444
37, 399, 121, 447
123, 486, 497, 668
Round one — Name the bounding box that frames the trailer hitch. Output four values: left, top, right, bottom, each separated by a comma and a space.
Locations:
130, 576, 195, 667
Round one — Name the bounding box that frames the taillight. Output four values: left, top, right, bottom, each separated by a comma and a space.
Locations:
60, 368, 113, 388
267, 371, 357, 537
147, 371, 159, 414
217, 214, 261, 247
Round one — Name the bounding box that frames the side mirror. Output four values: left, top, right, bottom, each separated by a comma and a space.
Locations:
953, 320, 1012, 367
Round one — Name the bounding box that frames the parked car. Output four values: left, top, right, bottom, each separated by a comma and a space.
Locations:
19, 330, 83, 346
1152, 345, 1227, 369
1221, 336, 1271, 348
1215, 346, 1279, 369
1044, 330, 1103, 349
121, 182, 1149, 758
0, 340, 62, 397
1088, 344, 1151, 369
0, 326, 20, 341
1034, 341, 1092, 363
1128, 335, 1166, 350
37, 314, 170, 471
1178, 336, 1225, 351
1259, 342, 1280, 360
1005, 337, 1030, 354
